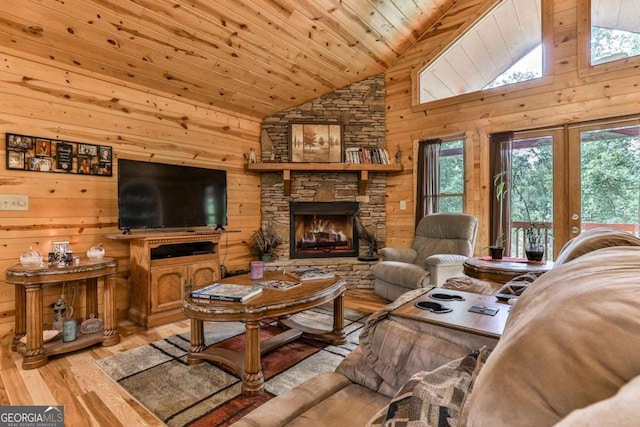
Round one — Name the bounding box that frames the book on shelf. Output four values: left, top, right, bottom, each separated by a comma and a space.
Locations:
259, 278, 301, 290
289, 267, 336, 281
189, 282, 263, 302
343, 147, 390, 165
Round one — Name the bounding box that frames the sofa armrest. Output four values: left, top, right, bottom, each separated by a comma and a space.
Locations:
379, 247, 418, 263
231, 372, 352, 427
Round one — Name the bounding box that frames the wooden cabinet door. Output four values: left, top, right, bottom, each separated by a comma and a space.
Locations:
189, 260, 221, 289
150, 265, 187, 313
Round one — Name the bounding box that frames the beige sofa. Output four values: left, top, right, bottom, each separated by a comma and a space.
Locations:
234, 235, 640, 426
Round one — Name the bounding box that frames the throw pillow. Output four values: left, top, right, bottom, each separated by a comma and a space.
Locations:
367, 347, 491, 427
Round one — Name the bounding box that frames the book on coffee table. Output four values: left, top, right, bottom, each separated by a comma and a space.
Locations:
189, 283, 263, 302
259, 279, 300, 291
290, 267, 335, 282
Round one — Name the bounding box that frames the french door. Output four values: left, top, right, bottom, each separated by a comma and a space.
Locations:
566, 118, 640, 242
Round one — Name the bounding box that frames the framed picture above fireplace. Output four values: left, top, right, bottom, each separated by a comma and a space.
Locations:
289, 122, 343, 163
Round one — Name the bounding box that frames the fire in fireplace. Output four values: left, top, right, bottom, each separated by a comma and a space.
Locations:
290, 202, 359, 259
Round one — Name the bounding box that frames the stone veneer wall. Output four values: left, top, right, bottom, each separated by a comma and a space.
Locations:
259, 74, 387, 289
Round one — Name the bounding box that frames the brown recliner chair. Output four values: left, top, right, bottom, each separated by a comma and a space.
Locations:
371, 213, 478, 301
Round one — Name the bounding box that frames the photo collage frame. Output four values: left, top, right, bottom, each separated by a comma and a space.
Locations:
5, 133, 112, 176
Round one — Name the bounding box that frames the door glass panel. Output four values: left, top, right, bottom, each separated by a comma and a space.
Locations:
510, 135, 554, 258
580, 125, 640, 236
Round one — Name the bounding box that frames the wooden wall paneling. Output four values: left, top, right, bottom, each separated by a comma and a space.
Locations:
0, 52, 261, 342
384, 0, 640, 255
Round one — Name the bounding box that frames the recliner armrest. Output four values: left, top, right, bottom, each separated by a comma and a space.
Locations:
424, 254, 468, 266
424, 254, 468, 287
379, 247, 418, 264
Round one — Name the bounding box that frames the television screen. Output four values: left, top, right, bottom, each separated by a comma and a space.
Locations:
118, 159, 227, 231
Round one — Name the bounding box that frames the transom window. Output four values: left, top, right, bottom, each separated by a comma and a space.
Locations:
418, 0, 543, 104
591, 0, 640, 65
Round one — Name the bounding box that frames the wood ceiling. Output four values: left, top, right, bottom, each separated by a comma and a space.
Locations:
1, 0, 461, 119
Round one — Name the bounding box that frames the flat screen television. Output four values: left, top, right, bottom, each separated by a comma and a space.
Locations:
118, 159, 227, 231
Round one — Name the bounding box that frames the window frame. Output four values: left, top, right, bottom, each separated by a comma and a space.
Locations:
416, 134, 466, 225
577, 0, 640, 77
411, 0, 554, 112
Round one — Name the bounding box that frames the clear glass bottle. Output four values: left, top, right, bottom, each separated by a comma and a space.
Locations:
53, 297, 67, 331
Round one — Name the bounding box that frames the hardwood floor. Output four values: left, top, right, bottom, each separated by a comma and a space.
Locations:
0, 289, 389, 426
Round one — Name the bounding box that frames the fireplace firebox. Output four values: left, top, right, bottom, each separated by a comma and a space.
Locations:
290, 202, 359, 259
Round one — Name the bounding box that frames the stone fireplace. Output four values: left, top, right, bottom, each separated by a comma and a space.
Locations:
290, 202, 359, 259
257, 74, 387, 289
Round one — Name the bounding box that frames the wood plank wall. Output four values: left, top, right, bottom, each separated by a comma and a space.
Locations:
384, 0, 640, 251
0, 48, 261, 343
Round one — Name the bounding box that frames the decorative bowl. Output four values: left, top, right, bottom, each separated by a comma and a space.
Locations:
19, 329, 60, 344
86, 244, 105, 260
20, 246, 43, 267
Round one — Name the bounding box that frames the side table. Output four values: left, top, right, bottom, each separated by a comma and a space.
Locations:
463, 256, 554, 284
5, 258, 120, 369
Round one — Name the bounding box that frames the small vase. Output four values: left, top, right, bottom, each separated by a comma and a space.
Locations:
260, 253, 272, 262
525, 244, 545, 262
489, 246, 504, 260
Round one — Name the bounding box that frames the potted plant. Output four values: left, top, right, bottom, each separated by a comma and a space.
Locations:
489, 172, 509, 259
249, 225, 281, 262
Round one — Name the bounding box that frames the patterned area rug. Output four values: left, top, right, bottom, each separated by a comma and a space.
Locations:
96, 306, 369, 426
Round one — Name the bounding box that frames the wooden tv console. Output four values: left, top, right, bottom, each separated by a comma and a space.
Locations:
110, 232, 222, 328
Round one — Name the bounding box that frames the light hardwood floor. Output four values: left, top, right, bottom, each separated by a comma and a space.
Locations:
0, 289, 388, 426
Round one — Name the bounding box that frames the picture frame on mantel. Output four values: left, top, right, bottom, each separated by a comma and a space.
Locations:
289, 122, 343, 163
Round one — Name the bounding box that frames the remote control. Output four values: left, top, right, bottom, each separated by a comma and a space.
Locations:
495, 293, 520, 301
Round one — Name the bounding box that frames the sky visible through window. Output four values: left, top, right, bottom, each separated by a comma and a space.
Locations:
484, 45, 542, 90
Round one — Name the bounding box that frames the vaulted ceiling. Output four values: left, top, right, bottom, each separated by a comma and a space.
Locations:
1, 0, 461, 119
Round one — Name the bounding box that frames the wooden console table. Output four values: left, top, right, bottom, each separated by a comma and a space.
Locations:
5, 258, 120, 369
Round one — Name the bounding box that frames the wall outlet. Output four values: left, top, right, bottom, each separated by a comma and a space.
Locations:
0, 195, 28, 211
400, 200, 407, 210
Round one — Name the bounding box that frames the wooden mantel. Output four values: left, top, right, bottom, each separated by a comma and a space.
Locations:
246, 162, 403, 195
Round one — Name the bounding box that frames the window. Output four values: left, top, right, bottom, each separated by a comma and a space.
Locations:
418, 0, 543, 104
590, 1, 640, 66
417, 136, 465, 224
579, 0, 640, 74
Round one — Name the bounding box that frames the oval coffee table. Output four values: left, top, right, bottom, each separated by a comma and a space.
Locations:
182, 271, 346, 396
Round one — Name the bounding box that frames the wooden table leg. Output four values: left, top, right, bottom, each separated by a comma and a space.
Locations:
187, 319, 205, 365
242, 320, 264, 396
102, 273, 120, 345
12, 285, 26, 351
332, 292, 347, 345
22, 284, 47, 369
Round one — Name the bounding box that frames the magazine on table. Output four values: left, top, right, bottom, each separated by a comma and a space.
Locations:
289, 267, 335, 282
259, 278, 301, 291
189, 282, 263, 302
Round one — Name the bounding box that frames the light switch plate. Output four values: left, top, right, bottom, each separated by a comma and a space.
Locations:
400, 200, 407, 210
0, 195, 29, 211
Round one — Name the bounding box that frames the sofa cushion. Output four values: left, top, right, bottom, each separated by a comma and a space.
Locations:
554, 226, 640, 267
465, 246, 640, 426
286, 384, 389, 427
554, 374, 640, 427
367, 348, 490, 427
